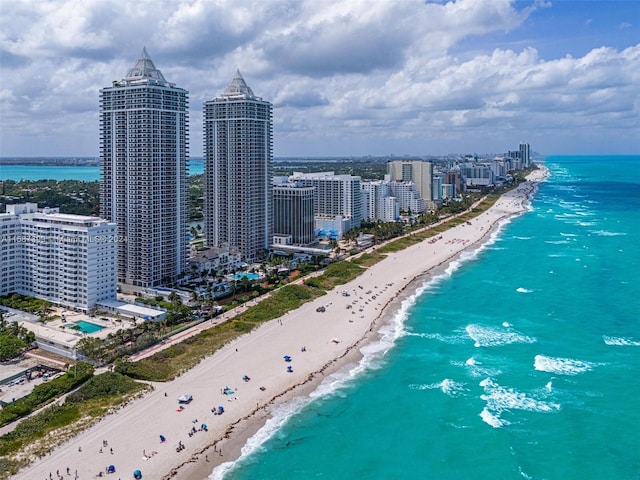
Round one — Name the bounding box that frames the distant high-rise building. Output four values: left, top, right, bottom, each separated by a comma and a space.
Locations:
272, 183, 315, 246
387, 160, 433, 201
100, 48, 189, 287
0, 203, 117, 311
289, 171, 364, 231
519, 142, 531, 168
204, 70, 273, 262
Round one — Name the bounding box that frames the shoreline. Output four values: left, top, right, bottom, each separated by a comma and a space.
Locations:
12, 168, 547, 480
195, 176, 544, 480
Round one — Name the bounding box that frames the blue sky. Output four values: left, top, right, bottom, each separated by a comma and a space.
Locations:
454, 1, 638, 58
0, 0, 638, 158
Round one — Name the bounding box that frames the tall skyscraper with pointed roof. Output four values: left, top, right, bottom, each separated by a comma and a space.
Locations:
204, 70, 273, 261
100, 48, 188, 287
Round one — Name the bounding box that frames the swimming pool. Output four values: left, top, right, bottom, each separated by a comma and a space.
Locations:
228, 272, 261, 281
66, 320, 105, 334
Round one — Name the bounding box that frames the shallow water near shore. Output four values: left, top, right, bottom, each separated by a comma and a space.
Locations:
211, 155, 640, 480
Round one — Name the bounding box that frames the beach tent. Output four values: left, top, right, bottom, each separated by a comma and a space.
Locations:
177, 394, 193, 404
108, 465, 115, 473
283, 355, 292, 362
133, 469, 142, 479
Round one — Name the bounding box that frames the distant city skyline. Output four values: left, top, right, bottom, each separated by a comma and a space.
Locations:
1, 0, 639, 157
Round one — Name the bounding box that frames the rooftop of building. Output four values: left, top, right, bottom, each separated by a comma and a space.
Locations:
109, 47, 178, 88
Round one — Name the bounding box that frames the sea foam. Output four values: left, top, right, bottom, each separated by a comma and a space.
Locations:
603, 336, 640, 346
211, 269, 431, 478
414, 379, 468, 397
533, 354, 600, 375
590, 230, 627, 237
462, 356, 501, 378
466, 324, 536, 347
516, 287, 533, 293
478, 378, 560, 429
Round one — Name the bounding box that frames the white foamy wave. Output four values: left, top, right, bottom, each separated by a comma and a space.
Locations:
466, 324, 536, 347
211, 276, 426, 478
479, 378, 560, 429
545, 240, 570, 245
590, 230, 627, 237
534, 355, 600, 375
480, 407, 508, 428
208, 396, 311, 479
502, 322, 511, 328
415, 379, 468, 397
560, 232, 577, 237
516, 287, 533, 294
407, 331, 466, 344
603, 336, 640, 346
463, 356, 501, 378
512, 236, 532, 240
442, 215, 514, 276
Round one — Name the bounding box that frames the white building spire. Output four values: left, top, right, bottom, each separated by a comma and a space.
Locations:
222, 69, 256, 98
124, 47, 168, 84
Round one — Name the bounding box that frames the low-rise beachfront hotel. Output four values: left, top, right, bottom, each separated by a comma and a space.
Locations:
0, 203, 117, 311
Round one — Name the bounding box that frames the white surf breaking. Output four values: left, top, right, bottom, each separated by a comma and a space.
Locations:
479, 378, 560, 429
603, 335, 640, 346
533, 354, 601, 375
466, 324, 536, 347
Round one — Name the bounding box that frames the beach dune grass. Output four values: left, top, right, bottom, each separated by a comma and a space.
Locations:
0, 363, 94, 427
0, 372, 147, 478
115, 284, 326, 382
350, 252, 385, 267
304, 261, 365, 290
111, 195, 508, 384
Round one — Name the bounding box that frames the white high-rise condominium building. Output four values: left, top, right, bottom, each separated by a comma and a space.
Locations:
387, 160, 433, 202
100, 48, 188, 287
387, 181, 425, 214
289, 172, 364, 231
0, 204, 117, 311
204, 70, 273, 262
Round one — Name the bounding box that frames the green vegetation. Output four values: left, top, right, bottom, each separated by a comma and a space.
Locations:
0, 363, 94, 427
350, 252, 386, 268
114, 284, 325, 381
0, 312, 36, 361
0, 372, 147, 477
0, 169, 536, 477
303, 262, 365, 290
0, 293, 53, 318
0, 179, 100, 216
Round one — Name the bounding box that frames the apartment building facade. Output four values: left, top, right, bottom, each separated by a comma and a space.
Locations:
0, 203, 117, 311
99, 48, 188, 287
204, 70, 273, 262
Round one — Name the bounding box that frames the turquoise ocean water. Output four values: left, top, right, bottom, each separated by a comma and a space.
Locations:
0, 159, 204, 181
212, 155, 640, 480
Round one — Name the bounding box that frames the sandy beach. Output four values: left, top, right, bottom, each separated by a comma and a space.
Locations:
12, 168, 547, 480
